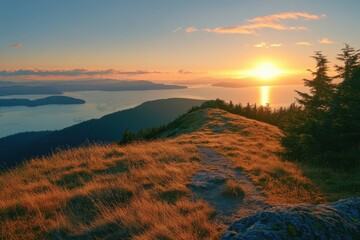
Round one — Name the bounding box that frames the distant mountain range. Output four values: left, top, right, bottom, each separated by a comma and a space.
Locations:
0, 98, 206, 169
0, 96, 85, 107
0, 79, 186, 96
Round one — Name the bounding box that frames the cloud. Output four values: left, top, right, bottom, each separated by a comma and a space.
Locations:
178, 69, 207, 74
205, 26, 255, 34
117, 70, 162, 75
173, 27, 183, 32
319, 37, 335, 44
296, 41, 311, 46
270, 43, 282, 47
174, 26, 198, 33
254, 42, 282, 48
185, 26, 198, 33
11, 43, 23, 48
0, 69, 162, 77
254, 42, 267, 48
204, 12, 324, 34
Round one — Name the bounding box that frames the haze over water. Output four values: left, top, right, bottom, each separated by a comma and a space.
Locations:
0, 85, 306, 138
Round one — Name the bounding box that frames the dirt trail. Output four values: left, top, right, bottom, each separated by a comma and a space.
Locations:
189, 147, 266, 228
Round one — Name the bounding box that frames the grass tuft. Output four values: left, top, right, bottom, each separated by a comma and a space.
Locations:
0, 203, 28, 220
222, 179, 245, 198
91, 187, 133, 205
55, 170, 92, 189
104, 150, 125, 159
157, 188, 189, 204
65, 194, 98, 225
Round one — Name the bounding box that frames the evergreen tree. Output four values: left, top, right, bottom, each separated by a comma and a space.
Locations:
120, 129, 137, 144
331, 45, 360, 146
283, 52, 335, 159
296, 52, 334, 111
329, 45, 360, 167
335, 44, 360, 82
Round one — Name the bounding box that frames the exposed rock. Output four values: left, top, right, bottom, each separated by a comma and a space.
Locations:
221, 197, 360, 240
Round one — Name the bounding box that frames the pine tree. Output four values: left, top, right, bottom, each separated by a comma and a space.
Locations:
283, 52, 335, 159
332, 45, 360, 138
335, 44, 360, 82
330, 45, 360, 165
296, 52, 334, 112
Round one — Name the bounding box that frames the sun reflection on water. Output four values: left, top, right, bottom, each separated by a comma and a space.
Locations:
260, 86, 270, 106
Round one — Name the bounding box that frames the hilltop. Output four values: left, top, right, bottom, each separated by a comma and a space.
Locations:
0, 104, 359, 239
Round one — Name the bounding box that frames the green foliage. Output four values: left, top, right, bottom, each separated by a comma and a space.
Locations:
119, 129, 137, 144
283, 45, 360, 169
283, 52, 335, 159
296, 51, 334, 110
301, 162, 360, 201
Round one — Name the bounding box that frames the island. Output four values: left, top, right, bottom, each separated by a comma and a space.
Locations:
0, 96, 86, 107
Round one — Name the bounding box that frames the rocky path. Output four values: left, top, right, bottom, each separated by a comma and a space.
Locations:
188, 147, 266, 228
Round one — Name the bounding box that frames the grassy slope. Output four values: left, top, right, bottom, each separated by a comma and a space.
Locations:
0, 142, 215, 239
0, 108, 357, 239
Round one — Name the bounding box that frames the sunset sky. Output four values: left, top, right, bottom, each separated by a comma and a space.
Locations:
1, 0, 360, 84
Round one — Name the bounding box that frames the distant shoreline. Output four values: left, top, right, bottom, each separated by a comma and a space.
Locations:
0, 96, 86, 107
0, 79, 186, 96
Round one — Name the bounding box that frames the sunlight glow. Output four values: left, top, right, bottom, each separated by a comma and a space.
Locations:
250, 62, 283, 80
260, 86, 270, 106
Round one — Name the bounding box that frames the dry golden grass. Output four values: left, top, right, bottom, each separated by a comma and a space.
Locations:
0, 108, 325, 239
0, 141, 217, 239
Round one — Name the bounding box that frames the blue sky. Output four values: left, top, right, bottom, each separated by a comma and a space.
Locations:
1, 0, 360, 82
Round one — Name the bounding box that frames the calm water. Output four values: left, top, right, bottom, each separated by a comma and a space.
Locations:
0, 85, 306, 138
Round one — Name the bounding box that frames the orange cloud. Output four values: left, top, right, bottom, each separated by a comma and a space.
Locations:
296, 41, 311, 46
249, 12, 323, 23
319, 38, 335, 44
204, 12, 324, 34
185, 26, 198, 33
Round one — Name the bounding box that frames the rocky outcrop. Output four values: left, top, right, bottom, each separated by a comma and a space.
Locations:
222, 197, 360, 240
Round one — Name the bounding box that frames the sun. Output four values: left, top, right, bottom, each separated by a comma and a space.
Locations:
249, 62, 282, 80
